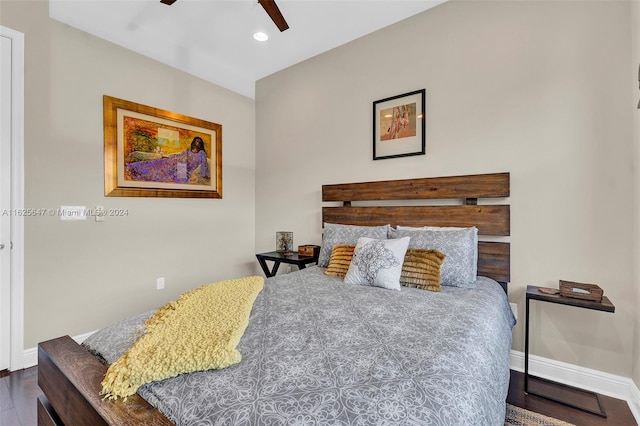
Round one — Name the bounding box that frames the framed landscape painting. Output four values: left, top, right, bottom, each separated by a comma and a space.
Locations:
104, 95, 222, 198
373, 89, 425, 160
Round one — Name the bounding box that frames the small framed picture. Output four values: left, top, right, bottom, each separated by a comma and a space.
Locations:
373, 89, 426, 160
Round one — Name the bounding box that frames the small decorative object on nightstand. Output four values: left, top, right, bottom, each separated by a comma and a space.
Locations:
256, 249, 319, 278
297, 245, 320, 257
525, 284, 615, 417
275, 231, 293, 255
558, 279, 603, 302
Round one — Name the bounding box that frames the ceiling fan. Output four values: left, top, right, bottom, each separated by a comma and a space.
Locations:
159, 0, 289, 32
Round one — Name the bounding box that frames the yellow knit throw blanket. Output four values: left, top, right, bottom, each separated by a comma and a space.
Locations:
101, 276, 264, 400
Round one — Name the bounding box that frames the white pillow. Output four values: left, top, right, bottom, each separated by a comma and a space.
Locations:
343, 237, 410, 291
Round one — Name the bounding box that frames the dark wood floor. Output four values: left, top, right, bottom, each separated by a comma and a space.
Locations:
507, 371, 637, 426
0, 368, 637, 425
0, 367, 39, 426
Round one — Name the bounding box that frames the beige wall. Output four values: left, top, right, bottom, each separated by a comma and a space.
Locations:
1, 1, 257, 348
632, 0, 640, 390
256, 0, 635, 377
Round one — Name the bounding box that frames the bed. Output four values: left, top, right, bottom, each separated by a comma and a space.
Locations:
37, 172, 513, 426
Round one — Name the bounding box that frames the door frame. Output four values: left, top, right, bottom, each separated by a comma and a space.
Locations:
0, 25, 25, 371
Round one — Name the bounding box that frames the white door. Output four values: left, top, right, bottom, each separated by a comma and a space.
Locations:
0, 25, 23, 372
0, 33, 12, 371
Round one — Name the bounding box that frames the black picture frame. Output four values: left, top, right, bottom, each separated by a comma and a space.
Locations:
373, 89, 426, 160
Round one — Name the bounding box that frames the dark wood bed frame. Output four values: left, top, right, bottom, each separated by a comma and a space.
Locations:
37, 172, 510, 425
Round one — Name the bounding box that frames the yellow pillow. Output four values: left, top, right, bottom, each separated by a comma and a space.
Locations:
400, 248, 446, 292
325, 245, 355, 278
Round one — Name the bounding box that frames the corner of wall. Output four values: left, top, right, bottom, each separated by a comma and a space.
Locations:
631, 0, 640, 392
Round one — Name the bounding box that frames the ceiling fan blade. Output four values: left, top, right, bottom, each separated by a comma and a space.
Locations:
159, 0, 288, 32
258, 0, 289, 32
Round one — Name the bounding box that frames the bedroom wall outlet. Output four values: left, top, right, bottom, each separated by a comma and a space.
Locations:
95, 205, 105, 222
156, 277, 165, 290
510, 302, 517, 321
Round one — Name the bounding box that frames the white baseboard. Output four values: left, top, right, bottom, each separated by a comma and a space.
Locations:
511, 350, 640, 423
22, 330, 97, 369
630, 380, 640, 425
22, 346, 36, 368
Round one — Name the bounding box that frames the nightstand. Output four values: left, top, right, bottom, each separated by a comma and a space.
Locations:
255, 251, 319, 278
524, 285, 615, 417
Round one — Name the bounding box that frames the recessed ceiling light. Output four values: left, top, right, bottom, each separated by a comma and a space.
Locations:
253, 32, 269, 42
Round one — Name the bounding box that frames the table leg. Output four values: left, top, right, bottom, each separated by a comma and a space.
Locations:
257, 257, 281, 278
525, 295, 530, 393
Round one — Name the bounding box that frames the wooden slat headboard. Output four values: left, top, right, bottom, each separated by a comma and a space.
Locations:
322, 173, 509, 202
322, 172, 510, 288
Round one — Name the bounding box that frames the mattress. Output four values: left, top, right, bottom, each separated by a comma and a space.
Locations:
83, 266, 516, 425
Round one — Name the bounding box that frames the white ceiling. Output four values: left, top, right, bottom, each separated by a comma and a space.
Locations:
49, 0, 445, 98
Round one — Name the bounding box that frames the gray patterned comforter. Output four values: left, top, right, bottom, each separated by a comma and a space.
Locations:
83, 266, 516, 425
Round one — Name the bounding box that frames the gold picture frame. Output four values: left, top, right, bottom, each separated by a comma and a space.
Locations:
104, 95, 222, 198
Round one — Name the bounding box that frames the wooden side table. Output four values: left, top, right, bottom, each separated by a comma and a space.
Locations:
256, 251, 319, 278
525, 285, 615, 417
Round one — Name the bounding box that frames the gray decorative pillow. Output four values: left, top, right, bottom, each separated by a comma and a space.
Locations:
318, 223, 390, 267
394, 225, 477, 274
389, 227, 478, 288
343, 237, 410, 291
